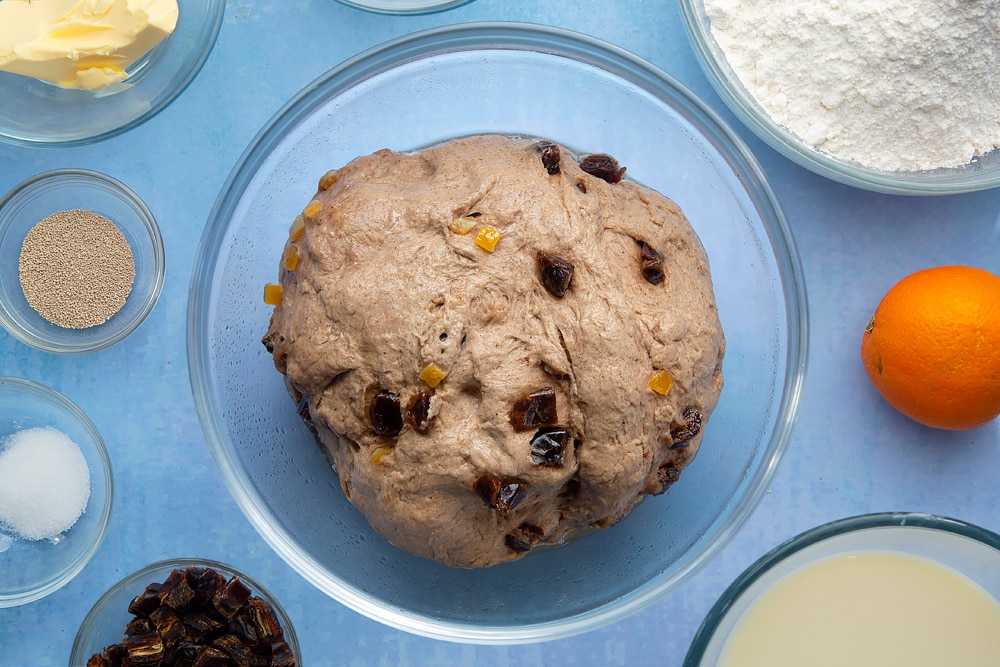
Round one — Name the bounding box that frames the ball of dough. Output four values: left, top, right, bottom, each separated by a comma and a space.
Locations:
264, 135, 724, 568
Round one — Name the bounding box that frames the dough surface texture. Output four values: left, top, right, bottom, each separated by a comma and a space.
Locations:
264, 135, 725, 568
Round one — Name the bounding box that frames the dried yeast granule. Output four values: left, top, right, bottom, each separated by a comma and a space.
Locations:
18, 208, 135, 329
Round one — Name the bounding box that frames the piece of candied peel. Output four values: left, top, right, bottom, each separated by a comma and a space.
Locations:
450, 215, 478, 235
318, 169, 339, 190
263, 283, 283, 306
474, 226, 501, 252
370, 445, 393, 464
302, 199, 323, 219
418, 362, 447, 388
647, 370, 673, 395
288, 215, 306, 242
282, 245, 300, 271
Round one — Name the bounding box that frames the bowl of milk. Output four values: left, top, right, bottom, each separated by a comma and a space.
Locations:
686, 513, 1000, 667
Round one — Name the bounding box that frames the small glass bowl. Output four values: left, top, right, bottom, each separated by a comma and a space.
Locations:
70, 558, 301, 667
678, 0, 1000, 195
0, 0, 224, 147
685, 513, 1000, 666
333, 0, 474, 14
0, 376, 113, 608
0, 169, 165, 354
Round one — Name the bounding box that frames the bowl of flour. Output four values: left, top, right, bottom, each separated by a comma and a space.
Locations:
679, 0, 1000, 194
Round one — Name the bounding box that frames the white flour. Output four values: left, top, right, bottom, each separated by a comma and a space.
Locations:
705, 0, 1000, 172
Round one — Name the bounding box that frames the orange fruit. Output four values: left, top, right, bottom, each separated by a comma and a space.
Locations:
861, 265, 1000, 431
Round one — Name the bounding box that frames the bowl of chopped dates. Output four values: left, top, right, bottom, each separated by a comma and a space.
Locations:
70, 558, 299, 667
188, 22, 807, 643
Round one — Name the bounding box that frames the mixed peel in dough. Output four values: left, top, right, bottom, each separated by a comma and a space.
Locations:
263, 135, 725, 568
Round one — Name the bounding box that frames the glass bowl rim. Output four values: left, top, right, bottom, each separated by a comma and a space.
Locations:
69, 556, 301, 665
0, 0, 225, 149
332, 0, 475, 15
676, 0, 1000, 195
0, 167, 166, 354
0, 375, 114, 608
187, 20, 809, 643
683, 512, 1000, 665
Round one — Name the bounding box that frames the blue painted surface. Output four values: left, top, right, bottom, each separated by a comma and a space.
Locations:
1, 1, 999, 665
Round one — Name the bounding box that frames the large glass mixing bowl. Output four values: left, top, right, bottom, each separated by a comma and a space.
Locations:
188, 22, 808, 643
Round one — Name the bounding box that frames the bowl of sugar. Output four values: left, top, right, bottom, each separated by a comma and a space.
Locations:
685, 513, 1000, 667
0, 376, 113, 607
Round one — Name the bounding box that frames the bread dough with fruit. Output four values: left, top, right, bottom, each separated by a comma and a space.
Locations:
263, 135, 725, 568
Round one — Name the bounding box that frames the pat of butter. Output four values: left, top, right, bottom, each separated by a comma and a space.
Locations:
0, 0, 179, 91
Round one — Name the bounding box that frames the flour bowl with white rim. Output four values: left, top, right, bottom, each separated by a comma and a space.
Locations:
679, 0, 1000, 195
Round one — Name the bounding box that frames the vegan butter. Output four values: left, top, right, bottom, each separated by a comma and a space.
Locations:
719, 550, 1000, 667
0, 0, 179, 91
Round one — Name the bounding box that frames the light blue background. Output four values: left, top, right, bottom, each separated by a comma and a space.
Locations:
2, 1, 999, 665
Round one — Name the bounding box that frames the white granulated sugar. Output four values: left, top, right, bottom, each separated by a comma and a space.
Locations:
0, 427, 91, 541
705, 0, 1000, 172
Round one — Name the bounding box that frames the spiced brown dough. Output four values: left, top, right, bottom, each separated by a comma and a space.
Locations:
263, 135, 725, 568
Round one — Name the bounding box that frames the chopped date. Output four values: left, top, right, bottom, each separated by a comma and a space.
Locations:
213, 634, 268, 667
128, 583, 163, 616
509, 387, 558, 432
474, 472, 526, 517
669, 407, 702, 449
227, 612, 259, 647
369, 389, 403, 437
271, 640, 297, 667
579, 153, 626, 183
165, 642, 200, 666
404, 391, 436, 435
191, 646, 230, 667
536, 251, 574, 298
248, 597, 285, 643
186, 567, 226, 603
213, 576, 253, 619
535, 140, 561, 174
181, 611, 222, 641
124, 628, 165, 666
652, 463, 682, 496
638, 240, 665, 285
150, 606, 185, 646
126, 617, 156, 639
505, 524, 544, 553
530, 427, 571, 467
159, 569, 197, 611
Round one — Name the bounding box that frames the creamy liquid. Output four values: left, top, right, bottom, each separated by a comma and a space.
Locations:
718, 550, 1000, 667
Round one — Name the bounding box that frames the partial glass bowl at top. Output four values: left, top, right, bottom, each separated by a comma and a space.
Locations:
0, 376, 113, 608
333, 0, 474, 14
70, 558, 301, 666
0, 169, 165, 354
678, 0, 1000, 195
685, 513, 1000, 666
0, 0, 224, 147
188, 22, 808, 643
